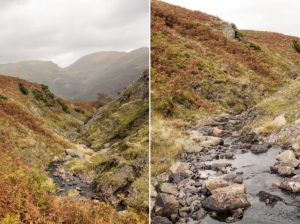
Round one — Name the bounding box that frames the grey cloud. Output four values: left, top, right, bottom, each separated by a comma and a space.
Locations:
0, 0, 149, 66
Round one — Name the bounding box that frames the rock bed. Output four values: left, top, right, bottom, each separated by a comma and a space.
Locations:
152, 114, 300, 224
48, 149, 101, 200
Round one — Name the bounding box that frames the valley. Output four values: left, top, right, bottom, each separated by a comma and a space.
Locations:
0, 71, 149, 223
0, 47, 149, 101
151, 1, 300, 223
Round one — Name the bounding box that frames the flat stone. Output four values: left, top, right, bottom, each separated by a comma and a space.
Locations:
202, 184, 250, 212
169, 162, 190, 174
160, 183, 178, 196
203, 177, 230, 192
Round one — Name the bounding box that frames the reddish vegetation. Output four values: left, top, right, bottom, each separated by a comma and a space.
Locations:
151, 0, 300, 117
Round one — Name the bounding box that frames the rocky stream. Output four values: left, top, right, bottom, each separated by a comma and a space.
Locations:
151, 114, 300, 224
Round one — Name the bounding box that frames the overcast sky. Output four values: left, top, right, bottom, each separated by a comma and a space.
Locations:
163, 0, 300, 38
0, 0, 149, 67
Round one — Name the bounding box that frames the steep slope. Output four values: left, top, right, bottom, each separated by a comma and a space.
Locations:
0, 47, 149, 101
151, 1, 300, 223
0, 75, 146, 223
152, 0, 300, 119
66, 70, 149, 212
151, 0, 300, 174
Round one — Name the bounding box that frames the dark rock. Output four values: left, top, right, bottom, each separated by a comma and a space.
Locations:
170, 173, 183, 184
202, 184, 250, 211
151, 216, 172, 224
257, 191, 283, 206
155, 193, 179, 217
250, 144, 270, 154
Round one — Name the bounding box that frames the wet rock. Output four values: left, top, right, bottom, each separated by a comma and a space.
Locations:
250, 144, 270, 154
276, 150, 300, 168
160, 183, 178, 196
65, 149, 85, 158
278, 174, 300, 193
257, 191, 283, 206
155, 193, 179, 217
151, 216, 172, 224
202, 184, 250, 211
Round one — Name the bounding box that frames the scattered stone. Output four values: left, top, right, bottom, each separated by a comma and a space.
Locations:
224, 152, 235, 159
203, 177, 230, 192
202, 184, 250, 211
257, 191, 283, 206
200, 136, 224, 147
292, 143, 300, 152
155, 193, 179, 217
276, 150, 300, 168
277, 165, 295, 176
212, 127, 223, 137
278, 174, 300, 193
250, 144, 270, 154
151, 216, 172, 224
160, 183, 178, 196
157, 172, 170, 182
170, 162, 190, 174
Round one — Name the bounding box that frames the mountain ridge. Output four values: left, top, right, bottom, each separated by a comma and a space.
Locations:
0, 47, 149, 101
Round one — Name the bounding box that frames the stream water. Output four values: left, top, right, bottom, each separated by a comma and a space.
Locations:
197, 115, 300, 224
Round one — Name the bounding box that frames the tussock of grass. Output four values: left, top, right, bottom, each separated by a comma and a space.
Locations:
151, 115, 186, 176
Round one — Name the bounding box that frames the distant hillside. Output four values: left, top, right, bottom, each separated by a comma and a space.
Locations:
0, 47, 149, 101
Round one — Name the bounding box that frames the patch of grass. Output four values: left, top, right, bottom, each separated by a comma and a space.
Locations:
57, 99, 70, 113
0, 94, 7, 100
293, 40, 300, 53
151, 115, 185, 176
18, 83, 29, 95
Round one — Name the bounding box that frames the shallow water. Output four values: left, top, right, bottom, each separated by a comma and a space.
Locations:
203, 147, 300, 224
